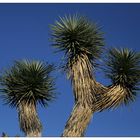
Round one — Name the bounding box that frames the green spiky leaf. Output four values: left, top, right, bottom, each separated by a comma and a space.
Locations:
105, 48, 140, 93
50, 15, 104, 70
0, 60, 56, 107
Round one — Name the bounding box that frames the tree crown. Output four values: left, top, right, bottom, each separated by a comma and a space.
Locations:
0, 60, 56, 107
51, 15, 104, 70
105, 48, 140, 94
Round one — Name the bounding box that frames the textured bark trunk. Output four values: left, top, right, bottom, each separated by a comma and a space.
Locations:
62, 103, 93, 137
26, 132, 41, 137
62, 55, 96, 137
70, 54, 97, 105
94, 85, 131, 111
18, 101, 42, 137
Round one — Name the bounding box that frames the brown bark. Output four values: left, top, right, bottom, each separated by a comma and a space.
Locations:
94, 85, 133, 111
26, 132, 41, 137
62, 77, 130, 137
70, 54, 97, 104
62, 55, 97, 137
63, 54, 131, 137
62, 103, 93, 137
18, 101, 42, 137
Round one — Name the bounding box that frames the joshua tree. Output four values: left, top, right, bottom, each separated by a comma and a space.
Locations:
51, 15, 104, 136
0, 60, 55, 137
51, 15, 140, 137
94, 48, 140, 111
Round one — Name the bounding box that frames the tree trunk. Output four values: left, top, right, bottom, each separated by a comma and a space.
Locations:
26, 131, 41, 137
62, 103, 93, 137
18, 101, 42, 137
63, 55, 96, 137
94, 84, 132, 111
70, 54, 97, 105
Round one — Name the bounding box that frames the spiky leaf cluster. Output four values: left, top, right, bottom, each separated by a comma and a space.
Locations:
105, 48, 140, 93
0, 60, 55, 107
51, 15, 104, 70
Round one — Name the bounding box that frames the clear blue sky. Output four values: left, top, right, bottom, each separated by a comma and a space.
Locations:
0, 3, 140, 137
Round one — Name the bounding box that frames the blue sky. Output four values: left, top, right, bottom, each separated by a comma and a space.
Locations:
0, 3, 140, 137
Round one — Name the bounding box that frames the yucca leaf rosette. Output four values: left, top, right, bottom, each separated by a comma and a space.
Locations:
0, 60, 56, 136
